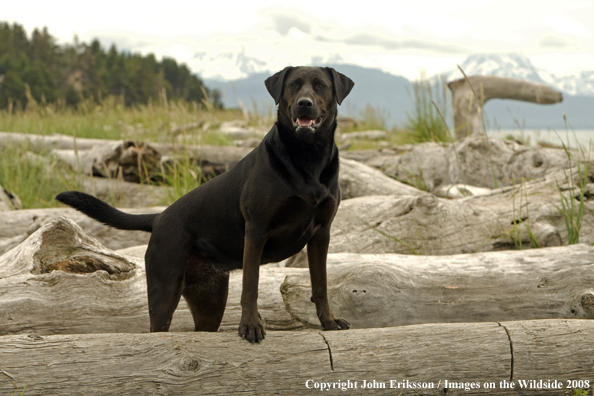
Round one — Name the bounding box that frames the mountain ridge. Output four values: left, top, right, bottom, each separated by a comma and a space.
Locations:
204, 54, 594, 129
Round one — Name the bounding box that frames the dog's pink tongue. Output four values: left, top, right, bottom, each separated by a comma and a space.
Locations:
298, 117, 312, 127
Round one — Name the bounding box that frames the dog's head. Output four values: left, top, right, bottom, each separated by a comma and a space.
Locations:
265, 67, 354, 139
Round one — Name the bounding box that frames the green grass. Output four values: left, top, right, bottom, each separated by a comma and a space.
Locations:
563, 389, 590, 396
0, 92, 247, 209
507, 179, 540, 249
554, 121, 591, 245
0, 140, 82, 208
0, 92, 242, 144
10, 384, 26, 396
159, 155, 212, 204
402, 72, 453, 144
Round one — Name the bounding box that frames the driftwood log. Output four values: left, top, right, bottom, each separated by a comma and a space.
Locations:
0, 185, 22, 212
342, 133, 575, 191
1, 159, 592, 258
80, 176, 171, 208
448, 75, 563, 139
0, 131, 253, 161
0, 206, 164, 255
338, 158, 427, 199
2, 217, 594, 336
0, 131, 252, 183
329, 158, 594, 255
0, 320, 592, 395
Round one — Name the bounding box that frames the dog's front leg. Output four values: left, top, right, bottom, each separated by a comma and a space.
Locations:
239, 232, 266, 343
307, 228, 350, 331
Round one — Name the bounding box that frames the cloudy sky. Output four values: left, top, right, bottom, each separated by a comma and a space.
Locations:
3, 0, 594, 80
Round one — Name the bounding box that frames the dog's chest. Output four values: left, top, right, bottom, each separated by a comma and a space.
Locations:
299, 181, 330, 207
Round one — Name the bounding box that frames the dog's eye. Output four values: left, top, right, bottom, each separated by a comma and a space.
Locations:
317, 83, 326, 89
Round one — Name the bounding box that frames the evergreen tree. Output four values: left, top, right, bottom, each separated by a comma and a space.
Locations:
0, 22, 218, 109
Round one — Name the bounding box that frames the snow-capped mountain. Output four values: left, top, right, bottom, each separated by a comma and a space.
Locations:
553, 70, 594, 97
192, 50, 272, 81
444, 53, 594, 97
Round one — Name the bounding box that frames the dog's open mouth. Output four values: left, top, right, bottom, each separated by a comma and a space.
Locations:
293, 116, 323, 131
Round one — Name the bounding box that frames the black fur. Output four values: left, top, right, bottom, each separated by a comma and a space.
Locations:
56, 66, 354, 343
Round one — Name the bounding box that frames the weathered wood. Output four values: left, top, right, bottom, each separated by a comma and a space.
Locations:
329, 163, 594, 255
502, 320, 594, 387
339, 158, 427, 199
2, 217, 594, 336
1, 320, 592, 395
325, 245, 594, 273
0, 217, 299, 335
343, 134, 575, 191
0, 206, 164, 255
282, 261, 594, 329
0, 131, 253, 161
2, 159, 593, 258
80, 176, 171, 207
448, 76, 563, 139
0, 185, 21, 212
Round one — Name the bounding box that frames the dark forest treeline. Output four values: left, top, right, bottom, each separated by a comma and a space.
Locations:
0, 22, 220, 109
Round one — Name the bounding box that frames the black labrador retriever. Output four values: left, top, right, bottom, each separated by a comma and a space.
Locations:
56, 66, 354, 343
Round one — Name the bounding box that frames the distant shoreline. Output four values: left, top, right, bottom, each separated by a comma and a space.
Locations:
486, 129, 594, 149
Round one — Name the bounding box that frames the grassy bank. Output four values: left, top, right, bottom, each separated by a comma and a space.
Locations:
0, 80, 456, 209
0, 93, 246, 144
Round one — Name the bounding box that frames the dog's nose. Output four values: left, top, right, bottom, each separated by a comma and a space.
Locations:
297, 98, 313, 108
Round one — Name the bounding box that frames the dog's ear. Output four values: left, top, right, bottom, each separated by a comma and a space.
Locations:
326, 68, 355, 105
265, 67, 293, 105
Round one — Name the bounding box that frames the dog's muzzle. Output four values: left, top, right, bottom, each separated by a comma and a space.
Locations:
293, 116, 323, 133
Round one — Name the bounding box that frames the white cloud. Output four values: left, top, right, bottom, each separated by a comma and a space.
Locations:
2, 0, 594, 80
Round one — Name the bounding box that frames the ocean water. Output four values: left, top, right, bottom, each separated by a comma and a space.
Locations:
486, 129, 594, 150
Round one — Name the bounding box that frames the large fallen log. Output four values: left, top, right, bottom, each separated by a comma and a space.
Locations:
342, 134, 575, 191
1, 159, 592, 258
2, 217, 594, 335
448, 75, 563, 139
329, 163, 594, 254
0, 206, 164, 255
0, 131, 253, 161
80, 175, 171, 207
0, 217, 299, 335
0, 320, 592, 395
338, 158, 427, 199
282, 259, 594, 329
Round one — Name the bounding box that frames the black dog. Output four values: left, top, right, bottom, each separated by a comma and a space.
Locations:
56, 66, 354, 343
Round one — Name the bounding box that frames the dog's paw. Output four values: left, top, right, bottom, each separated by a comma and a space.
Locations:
321, 317, 350, 331
238, 318, 266, 343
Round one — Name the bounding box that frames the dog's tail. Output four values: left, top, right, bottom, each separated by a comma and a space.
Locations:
56, 191, 157, 232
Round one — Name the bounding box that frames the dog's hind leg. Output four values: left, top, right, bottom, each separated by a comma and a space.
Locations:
145, 244, 188, 332
182, 257, 229, 332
